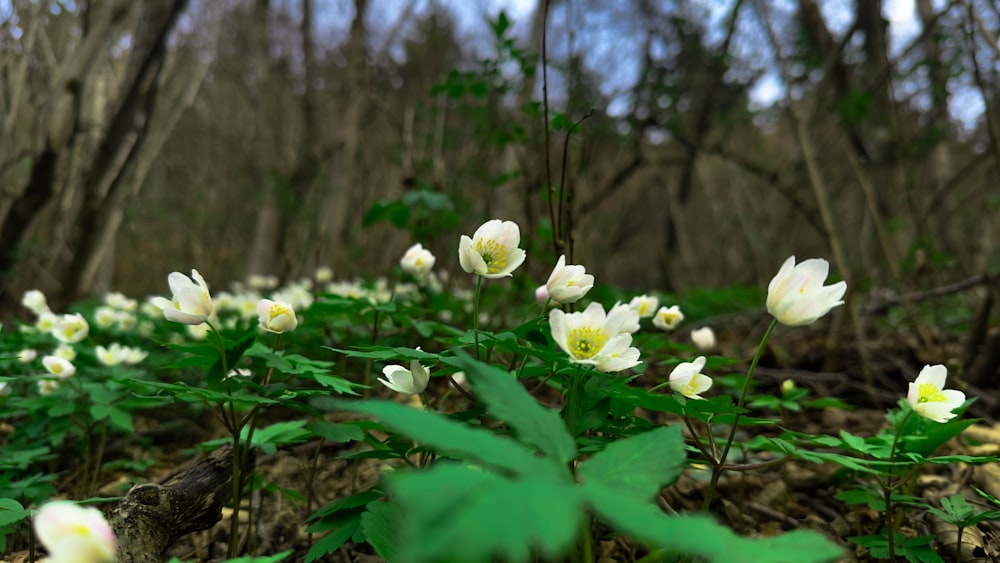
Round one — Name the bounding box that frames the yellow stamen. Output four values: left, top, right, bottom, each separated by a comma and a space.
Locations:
567, 326, 608, 360
917, 383, 946, 403
475, 239, 508, 274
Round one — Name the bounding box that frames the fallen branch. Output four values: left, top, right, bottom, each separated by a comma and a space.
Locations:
109, 444, 237, 563
863, 274, 993, 316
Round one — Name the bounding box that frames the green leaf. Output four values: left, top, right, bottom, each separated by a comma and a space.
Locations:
305, 517, 360, 562
313, 374, 363, 395
389, 463, 581, 563
0, 499, 28, 527
331, 399, 558, 478
308, 489, 383, 522
582, 482, 842, 562
578, 425, 685, 500
457, 354, 576, 464
208, 328, 257, 384
220, 550, 294, 563
311, 421, 364, 443
361, 500, 402, 561
249, 420, 312, 454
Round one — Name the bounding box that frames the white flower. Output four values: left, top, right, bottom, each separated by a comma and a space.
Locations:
907, 364, 966, 423
152, 269, 214, 325
52, 313, 89, 343
43, 356, 76, 378
22, 290, 50, 316
226, 367, 253, 379
34, 500, 116, 563
18, 348, 38, 363
400, 243, 437, 278
766, 256, 847, 327
94, 307, 119, 329
379, 359, 430, 395
271, 283, 314, 312
549, 302, 641, 372
54, 343, 76, 361
186, 322, 209, 340
458, 219, 526, 278
544, 255, 595, 304
315, 266, 334, 283
103, 291, 137, 312
535, 285, 553, 308
606, 302, 641, 334
628, 294, 658, 318
652, 305, 684, 331
257, 299, 298, 333
248, 274, 279, 290
38, 379, 60, 395
121, 346, 148, 365
35, 312, 58, 333
97, 343, 145, 366
669, 356, 713, 400
690, 327, 716, 351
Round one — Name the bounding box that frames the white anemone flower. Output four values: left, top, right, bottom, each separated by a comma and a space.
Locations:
669, 356, 713, 400
628, 294, 659, 318
34, 501, 116, 563
22, 289, 50, 316
766, 256, 847, 327
606, 302, 641, 334
152, 269, 214, 325
43, 356, 76, 379
690, 326, 716, 351
545, 255, 594, 304
458, 219, 526, 278
52, 313, 89, 344
379, 359, 430, 395
907, 364, 966, 423
400, 243, 437, 278
257, 299, 298, 333
549, 302, 641, 372
652, 305, 684, 331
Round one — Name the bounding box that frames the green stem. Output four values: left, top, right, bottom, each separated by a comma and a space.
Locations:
473, 275, 484, 360
208, 322, 243, 559
701, 317, 778, 511
89, 419, 108, 496
884, 409, 914, 562
577, 514, 593, 563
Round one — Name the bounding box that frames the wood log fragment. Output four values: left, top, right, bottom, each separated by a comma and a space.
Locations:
108, 444, 236, 563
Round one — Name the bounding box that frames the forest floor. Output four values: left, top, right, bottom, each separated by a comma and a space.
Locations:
7, 318, 1000, 563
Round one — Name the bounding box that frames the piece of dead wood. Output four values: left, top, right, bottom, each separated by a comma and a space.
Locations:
109, 444, 237, 563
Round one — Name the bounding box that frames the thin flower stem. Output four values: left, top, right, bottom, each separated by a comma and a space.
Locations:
88, 419, 108, 496
885, 409, 915, 562
473, 275, 483, 360
209, 322, 244, 560
702, 318, 778, 512
447, 375, 477, 403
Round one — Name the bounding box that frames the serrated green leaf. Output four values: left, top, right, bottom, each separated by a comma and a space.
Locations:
578, 425, 685, 500
308, 489, 383, 522
313, 374, 363, 395
331, 399, 557, 478
305, 517, 360, 562
457, 354, 576, 464
582, 482, 842, 562
389, 464, 581, 563
361, 500, 402, 561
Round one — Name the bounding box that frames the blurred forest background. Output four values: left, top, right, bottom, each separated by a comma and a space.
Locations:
0, 0, 997, 322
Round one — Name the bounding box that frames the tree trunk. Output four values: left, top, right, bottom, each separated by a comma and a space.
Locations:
57, 0, 188, 306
